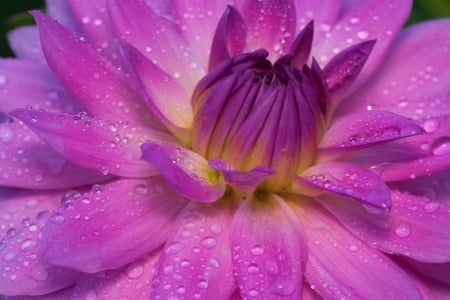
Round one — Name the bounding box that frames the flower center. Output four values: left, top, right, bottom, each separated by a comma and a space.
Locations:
191, 48, 327, 191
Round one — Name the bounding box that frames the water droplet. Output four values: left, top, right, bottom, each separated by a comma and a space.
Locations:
197, 279, 208, 289
21, 239, 37, 251
30, 267, 49, 281
251, 245, 264, 255
163, 264, 174, 274
348, 245, 359, 252
270, 276, 296, 296
200, 236, 217, 248
3, 252, 16, 262
431, 137, 450, 156
424, 202, 440, 213
0, 125, 14, 143
248, 289, 259, 297
395, 223, 411, 238
423, 118, 439, 133
0, 74, 7, 85
208, 258, 220, 268
357, 31, 369, 39
247, 263, 260, 274
134, 184, 148, 195
50, 213, 65, 224
165, 242, 184, 255
126, 263, 144, 279
264, 259, 279, 276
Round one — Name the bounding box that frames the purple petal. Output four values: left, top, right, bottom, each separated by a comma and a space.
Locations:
295, 162, 391, 212
0, 118, 106, 189
67, 0, 123, 66
319, 190, 450, 263
32, 11, 152, 126
0, 59, 80, 114
0, 199, 80, 296
287, 20, 314, 68
141, 141, 226, 202
11, 109, 173, 178
323, 40, 375, 104
320, 110, 424, 150
42, 177, 186, 272
152, 201, 236, 299
45, 0, 78, 31
208, 5, 247, 70
405, 260, 450, 286
240, 0, 296, 59
294, 199, 421, 299
209, 158, 275, 191
339, 19, 450, 119
107, 0, 204, 93
7, 26, 45, 63
71, 252, 160, 299
313, 0, 412, 90
123, 44, 193, 138
231, 195, 305, 299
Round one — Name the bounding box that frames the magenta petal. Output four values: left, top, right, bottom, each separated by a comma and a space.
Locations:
0, 199, 80, 296
42, 177, 186, 273
241, 0, 296, 59
296, 162, 391, 212
141, 141, 226, 202
294, 199, 421, 299
208, 5, 247, 70
71, 252, 160, 299
7, 26, 45, 63
323, 40, 375, 104
0, 118, 105, 189
405, 260, 450, 286
340, 19, 450, 119
287, 20, 314, 68
0, 59, 80, 114
107, 0, 204, 93
209, 158, 275, 191
11, 109, 173, 177
319, 190, 450, 263
152, 201, 236, 299
320, 110, 424, 150
231, 195, 305, 299
32, 11, 151, 126
314, 0, 412, 90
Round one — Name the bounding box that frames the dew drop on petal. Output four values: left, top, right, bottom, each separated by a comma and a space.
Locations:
431, 137, 450, 156
357, 31, 368, 39
264, 259, 279, 276
3, 252, 16, 262
20, 239, 37, 251
395, 223, 411, 238
165, 242, 184, 255
251, 244, 264, 255
423, 118, 439, 133
270, 276, 296, 296
50, 213, 65, 224
134, 184, 148, 195
0, 125, 14, 143
126, 263, 144, 279
424, 202, 440, 213
30, 267, 49, 281
200, 236, 217, 248
247, 263, 260, 274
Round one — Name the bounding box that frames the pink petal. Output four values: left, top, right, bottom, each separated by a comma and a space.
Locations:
32, 11, 152, 126
152, 201, 236, 299
320, 110, 424, 150
339, 19, 450, 119
123, 44, 193, 137
172, 0, 236, 69
0, 201, 80, 296
240, 0, 296, 60
141, 141, 226, 202
405, 265, 450, 300
11, 109, 173, 178
45, 0, 78, 31
67, 0, 123, 66
293, 199, 421, 299
107, 0, 204, 94
7, 26, 45, 63
0, 118, 106, 189
295, 161, 391, 212
405, 259, 450, 286
313, 0, 412, 91
208, 5, 247, 70
42, 177, 186, 273
231, 195, 305, 299
71, 251, 160, 299
319, 190, 450, 263
0, 59, 80, 114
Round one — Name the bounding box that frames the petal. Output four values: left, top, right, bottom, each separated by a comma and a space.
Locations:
293, 199, 421, 299
231, 194, 305, 299
287, 20, 314, 69
241, 0, 296, 59
208, 5, 247, 70
45, 0, 78, 30
340, 19, 450, 119
42, 177, 186, 272
405, 259, 450, 286
172, 0, 236, 69
295, 0, 341, 40
141, 141, 226, 202
0, 59, 80, 114
123, 44, 193, 137
319, 110, 424, 150
0, 118, 105, 189
67, 0, 123, 66
319, 190, 450, 263
209, 159, 275, 191
152, 201, 236, 299
0, 199, 80, 296
71, 252, 160, 299
294, 162, 392, 212
11, 109, 173, 178
32, 11, 151, 126
313, 0, 412, 90
107, 0, 204, 93
7, 26, 45, 63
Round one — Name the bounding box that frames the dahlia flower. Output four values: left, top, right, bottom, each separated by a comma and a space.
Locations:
1, 0, 450, 299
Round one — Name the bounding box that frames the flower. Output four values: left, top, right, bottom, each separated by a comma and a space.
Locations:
1, 0, 450, 298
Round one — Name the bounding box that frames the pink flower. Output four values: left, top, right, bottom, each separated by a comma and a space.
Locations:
1, 0, 450, 298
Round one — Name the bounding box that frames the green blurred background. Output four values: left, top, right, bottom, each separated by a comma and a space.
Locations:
0, 0, 450, 57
